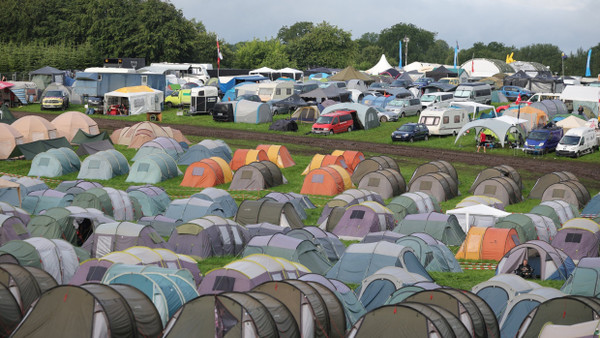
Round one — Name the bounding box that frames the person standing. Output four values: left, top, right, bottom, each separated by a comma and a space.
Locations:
477, 130, 487, 153
578, 105, 584, 116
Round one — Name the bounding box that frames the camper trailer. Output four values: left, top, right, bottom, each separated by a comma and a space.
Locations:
556, 127, 598, 158
419, 106, 469, 136
257, 82, 294, 102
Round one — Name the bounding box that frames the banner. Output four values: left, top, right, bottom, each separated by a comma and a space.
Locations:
398, 40, 402, 68
586, 49, 592, 77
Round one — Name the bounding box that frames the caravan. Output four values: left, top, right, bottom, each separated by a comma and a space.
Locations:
419, 106, 469, 136
257, 82, 294, 102
188, 86, 219, 115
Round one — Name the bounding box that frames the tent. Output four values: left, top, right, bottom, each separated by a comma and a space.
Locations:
496, 213, 556, 243
290, 105, 321, 123
229, 148, 269, 171
12, 115, 58, 143
539, 319, 600, 338
82, 221, 168, 258
178, 139, 232, 165
471, 176, 523, 206
446, 204, 511, 233
132, 136, 185, 161
110, 122, 189, 148
103, 85, 163, 115
331, 201, 396, 240
28, 206, 112, 245
357, 266, 429, 311
387, 192, 441, 223
126, 152, 182, 184
496, 240, 575, 280
301, 165, 351, 196
351, 155, 399, 185
470, 165, 522, 194
262, 192, 315, 220
456, 195, 504, 209
409, 160, 458, 188
502, 106, 549, 131
71, 187, 142, 221
366, 55, 394, 76
331, 150, 364, 172
192, 188, 238, 218
395, 212, 465, 246
326, 241, 431, 284
235, 199, 304, 228
21, 189, 73, 214
455, 227, 519, 261
286, 227, 345, 263
233, 99, 272, 124
561, 257, 600, 297
551, 218, 600, 261
357, 169, 406, 199
164, 197, 226, 223
71, 129, 110, 145
530, 100, 568, 120
556, 115, 588, 132
318, 189, 384, 228
180, 157, 232, 188
229, 161, 287, 191
321, 103, 380, 130
541, 180, 591, 209
395, 233, 462, 273
75, 139, 114, 156
0, 123, 24, 159
330, 66, 371, 81
454, 115, 527, 148
361, 230, 404, 244
55, 179, 103, 196
256, 144, 295, 168
530, 199, 579, 227
408, 172, 458, 203
471, 274, 540, 319
0, 201, 30, 223
126, 185, 171, 217
51, 111, 99, 142
77, 149, 129, 180
302, 154, 349, 175
168, 216, 249, 259
0, 214, 29, 246
15, 137, 72, 160
27, 147, 80, 178
582, 193, 600, 219
0, 176, 47, 207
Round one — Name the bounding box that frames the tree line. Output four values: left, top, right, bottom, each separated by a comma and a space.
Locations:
0, 0, 598, 77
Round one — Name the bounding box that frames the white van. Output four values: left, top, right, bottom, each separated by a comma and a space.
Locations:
419, 106, 469, 136
527, 92, 560, 103
257, 82, 294, 102
453, 83, 492, 104
420, 92, 454, 109
556, 127, 599, 158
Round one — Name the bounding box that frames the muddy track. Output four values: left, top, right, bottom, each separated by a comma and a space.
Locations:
13, 111, 600, 183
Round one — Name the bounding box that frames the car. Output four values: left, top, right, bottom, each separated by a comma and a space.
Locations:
439, 77, 460, 86
391, 123, 430, 142
412, 77, 434, 88
390, 79, 409, 88
382, 98, 422, 121
267, 100, 293, 116
368, 82, 391, 91
41, 90, 69, 110
500, 86, 534, 101
312, 110, 355, 135
235, 94, 261, 102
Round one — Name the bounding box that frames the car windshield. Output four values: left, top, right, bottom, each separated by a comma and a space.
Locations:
370, 83, 383, 88
388, 100, 406, 107
421, 95, 436, 102
45, 91, 63, 97
560, 135, 580, 145
528, 131, 548, 141
398, 125, 416, 132
315, 116, 333, 124
439, 79, 450, 83
454, 90, 471, 98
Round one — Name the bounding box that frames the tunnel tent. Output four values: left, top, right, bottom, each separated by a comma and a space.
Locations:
470, 165, 522, 194
132, 136, 185, 162
357, 168, 406, 199
191, 188, 238, 218
0, 201, 30, 224
455, 227, 520, 261
456, 195, 504, 209
321, 102, 380, 130
331, 201, 396, 240
551, 218, 600, 262
394, 212, 465, 246
541, 180, 591, 209
81, 221, 169, 258
387, 192, 441, 223
180, 156, 233, 188
302, 154, 349, 175
408, 172, 458, 203
126, 152, 182, 184
494, 213, 543, 243
331, 150, 364, 172
0, 214, 29, 246
27, 147, 80, 178
164, 196, 226, 223
229, 161, 287, 191
55, 179, 103, 197
318, 188, 384, 225
561, 257, 600, 297
351, 155, 398, 185
234, 199, 304, 229
408, 160, 458, 187
21, 189, 73, 215
77, 149, 129, 180
395, 233, 462, 273
496, 240, 575, 280
256, 144, 295, 168
286, 226, 346, 264
262, 191, 315, 220
71, 187, 141, 221
126, 185, 171, 217
28, 206, 112, 245
472, 176, 523, 206
471, 274, 540, 319
530, 199, 579, 227
178, 139, 233, 165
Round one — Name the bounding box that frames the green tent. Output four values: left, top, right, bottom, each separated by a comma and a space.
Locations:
16, 137, 72, 160
495, 213, 538, 243
71, 129, 111, 145
394, 212, 465, 246
126, 153, 182, 184
387, 192, 441, 223
78, 149, 129, 180
28, 147, 80, 178
0, 104, 16, 124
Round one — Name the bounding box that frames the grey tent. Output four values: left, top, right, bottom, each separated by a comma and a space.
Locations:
71, 187, 142, 221
235, 199, 305, 229
75, 139, 115, 156
395, 233, 462, 273
408, 172, 458, 203
472, 176, 523, 206
164, 196, 226, 223
0, 263, 57, 318
55, 179, 103, 196
551, 218, 600, 261
530, 100, 568, 119
318, 188, 384, 226
21, 189, 73, 215
192, 188, 238, 218
395, 212, 465, 246
286, 226, 346, 263
351, 155, 399, 185
178, 139, 232, 165
471, 274, 540, 319
357, 168, 406, 199
561, 257, 600, 297
321, 103, 380, 130
541, 180, 591, 209
77, 149, 129, 180
387, 192, 441, 223
246, 222, 287, 238
229, 161, 287, 190
0, 214, 30, 246
28, 206, 112, 245
233, 99, 272, 124
132, 137, 184, 162
262, 191, 315, 220
27, 147, 80, 178
126, 152, 182, 184
331, 201, 396, 240
530, 200, 579, 227
81, 221, 169, 258
409, 160, 458, 187
0, 176, 48, 207
356, 266, 429, 311
496, 240, 575, 280
470, 165, 522, 193
529, 171, 578, 199
126, 185, 171, 217
0, 103, 16, 124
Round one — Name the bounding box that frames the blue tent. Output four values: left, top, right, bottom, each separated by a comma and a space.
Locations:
191, 188, 237, 218
178, 139, 232, 165
126, 153, 181, 184
127, 185, 171, 217
219, 75, 268, 93
165, 197, 226, 222
21, 189, 73, 215
28, 147, 80, 178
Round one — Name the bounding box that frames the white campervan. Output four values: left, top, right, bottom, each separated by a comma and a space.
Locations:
419, 106, 469, 136
556, 127, 598, 158
453, 83, 492, 104
257, 82, 294, 102
420, 92, 454, 109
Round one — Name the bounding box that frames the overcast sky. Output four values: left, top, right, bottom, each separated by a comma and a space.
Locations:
173, 0, 598, 55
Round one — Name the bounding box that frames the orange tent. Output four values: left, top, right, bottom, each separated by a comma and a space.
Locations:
0, 123, 24, 159
51, 111, 99, 142
331, 150, 365, 173
180, 157, 232, 188
328, 164, 353, 190
256, 144, 295, 168
229, 149, 269, 171
302, 154, 349, 175
455, 227, 519, 261
110, 121, 190, 148
12, 115, 58, 143
301, 165, 346, 196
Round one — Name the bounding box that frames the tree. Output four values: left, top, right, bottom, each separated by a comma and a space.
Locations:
277, 21, 314, 44
233, 39, 295, 69
377, 23, 436, 65
354, 45, 385, 70
356, 32, 379, 50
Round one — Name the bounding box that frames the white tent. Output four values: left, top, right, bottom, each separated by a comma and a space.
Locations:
454, 115, 528, 147
275, 67, 303, 80
234, 100, 272, 124
366, 55, 394, 75
556, 115, 588, 132
449, 102, 497, 119
103, 85, 163, 115
249, 67, 275, 77
446, 204, 511, 233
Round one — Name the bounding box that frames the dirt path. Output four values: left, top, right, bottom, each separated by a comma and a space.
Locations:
13, 111, 600, 183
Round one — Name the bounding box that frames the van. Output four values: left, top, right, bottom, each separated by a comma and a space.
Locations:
556, 127, 599, 158
453, 83, 492, 104
294, 82, 319, 95
523, 126, 564, 154
420, 92, 454, 109
312, 110, 355, 135
381, 98, 422, 121
165, 89, 191, 108
439, 77, 460, 86
257, 82, 294, 102
419, 106, 469, 136
527, 93, 560, 103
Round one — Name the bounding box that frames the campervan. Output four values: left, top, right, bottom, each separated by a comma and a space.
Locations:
453, 83, 492, 104
523, 126, 564, 154
257, 82, 294, 102
420, 92, 454, 109
527, 93, 560, 103
419, 106, 469, 136
556, 127, 598, 158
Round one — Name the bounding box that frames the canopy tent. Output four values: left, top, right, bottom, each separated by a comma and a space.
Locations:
104, 85, 163, 115
330, 66, 371, 81
454, 115, 527, 148
446, 204, 511, 233
366, 55, 395, 76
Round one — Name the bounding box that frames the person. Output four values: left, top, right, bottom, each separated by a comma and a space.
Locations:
515, 259, 534, 279
1, 75, 6, 82
578, 105, 584, 116
477, 130, 487, 153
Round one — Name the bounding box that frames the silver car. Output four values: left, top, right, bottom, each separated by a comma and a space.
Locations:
380, 98, 421, 122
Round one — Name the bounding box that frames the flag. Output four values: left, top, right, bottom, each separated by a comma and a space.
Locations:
585, 49, 592, 77
216, 36, 223, 69
562, 52, 567, 59
515, 94, 522, 105
471, 58, 475, 73
398, 40, 402, 68
453, 41, 458, 70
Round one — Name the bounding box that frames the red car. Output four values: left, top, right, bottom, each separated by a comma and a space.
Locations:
312, 110, 355, 135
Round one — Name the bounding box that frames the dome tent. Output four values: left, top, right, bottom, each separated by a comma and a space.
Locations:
300, 165, 351, 196
21, 189, 73, 215
541, 180, 591, 209
126, 152, 182, 184
471, 274, 540, 319
192, 188, 238, 218
551, 218, 600, 261
0, 123, 24, 160
0, 214, 29, 246
395, 233, 462, 273
387, 192, 441, 222
27, 206, 112, 245
455, 227, 519, 261
110, 121, 189, 148
529, 171, 577, 199
395, 212, 465, 246
27, 147, 80, 178
82, 221, 169, 258
357, 168, 406, 199
256, 144, 295, 168
302, 154, 350, 175
51, 111, 99, 142
318, 189, 384, 226
164, 196, 226, 223
472, 176, 523, 206
126, 185, 171, 217
71, 187, 142, 221
132, 136, 185, 161
530, 199, 579, 227
286, 226, 346, 264
231, 149, 269, 171
409, 160, 458, 187
179, 157, 232, 188
177, 139, 232, 165
351, 155, 398, 185
496, 240, 575, 280
408, 172, 459, 203
77, 149, 129, 180
12, 115, 58, 143
331, 201, 396, 240
470, 165, 522, 193
229, 161, 287, 191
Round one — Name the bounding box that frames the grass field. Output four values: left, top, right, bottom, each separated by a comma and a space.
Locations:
8, 103, 598, 291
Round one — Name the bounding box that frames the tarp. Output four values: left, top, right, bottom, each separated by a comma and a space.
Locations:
75, 139, 115, 156
71, 129, 111, 145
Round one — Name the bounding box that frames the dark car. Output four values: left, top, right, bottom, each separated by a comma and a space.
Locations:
390, 79, 409, 88
391, 123, 430, 142
412, 77, 434, 88
368, 82, 391, 91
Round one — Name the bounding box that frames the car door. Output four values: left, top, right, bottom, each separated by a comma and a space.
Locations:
332, 117, 341, 133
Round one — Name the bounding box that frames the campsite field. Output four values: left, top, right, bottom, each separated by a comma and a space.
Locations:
4, 106, 600, 291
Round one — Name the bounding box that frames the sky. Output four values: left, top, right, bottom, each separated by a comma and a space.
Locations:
172, 0, 599, 55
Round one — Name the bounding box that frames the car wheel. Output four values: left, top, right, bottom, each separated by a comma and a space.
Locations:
576, 151, 581, 158
425, 135, 429, 141
401, 112, 406, 118
329, 130, 334, 135
166, 102, 172, 109
409, 137, 414, 143
380, 116, 387, 122
347, 126, 353, 132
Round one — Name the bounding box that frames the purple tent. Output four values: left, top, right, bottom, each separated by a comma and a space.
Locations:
197, 259, 273, 295
0, 202, 30, 224
333, 201, 396, 240
496, 240, 575, 280
138, 214, 180, 237
318, 189, 385, 225
132, 136, 184, 161
81, 221, 170, 258
0, 214, 30, 246
551, 218, 600, 261
246, 222, 286, 238
360, 230, 405, 244
70, 259, 114, 285
55, 180, 103, 197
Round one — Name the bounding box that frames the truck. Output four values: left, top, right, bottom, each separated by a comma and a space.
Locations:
165, 89, 191, 108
